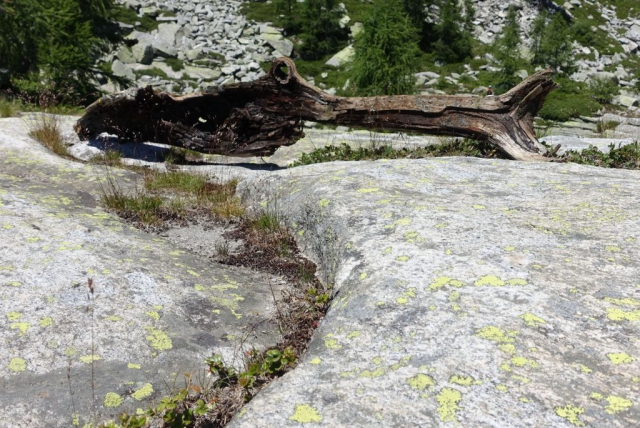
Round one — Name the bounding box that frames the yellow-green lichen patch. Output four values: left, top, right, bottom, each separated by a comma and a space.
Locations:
318, 199, 330, 208
357, 188, 380, 193
605, 297, 640, 307
396, 255, 410, 262
39, 317, 53, 327
6, 311, 22, 321
472, 204, 486, 210
309, 357, 322, 365
347, 331, 361, 339
448, 291, 460, 302
572, 364, 593, 374
605, 246, 622, 253
4, 281, 22, 287
506, 278, 528, 286
475, 275, 505, 287
510, 356, 538, 368
607, 353, 635, 365
8, 357, 26, 372
449, 375, 476, 386
428, 276, 465, 290
372, 356, 382, 365
106, 315, 121, 322
476, 326, 515, 343
520, 313, 546, 327
194, 284, 207, 291
606, 307, 640, 322
511, 375, 530, 384
145, 327, 173, 351
359, 272, 367, 280
104, 392, 124, 408
605, 395, 633, 414
504, 246, 516, 252
407, 373, 435, 390
435, 387, 462, 422
590, 392, 603, 400
290, 404, 322, 423
127, 363, 141, 369
131, 383, 154, 401
146, 311, 160, 321
496, 384, 509, 393
80, 355, 102, 364
359, 367, 386, 378
324, 338, 342, 349
390, 356, 412, 371
10, 322, 30, 336
554, 405, 585, 426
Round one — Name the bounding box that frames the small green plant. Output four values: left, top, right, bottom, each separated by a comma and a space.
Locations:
290, 138, 504, 166
214, 240, 230, 258
563, 142, 640, 169
90, 149, 121, 166
588, 77, 619, 104
251, 210, 282, 233
596, 119, 620, 135
0, 96, 18, 117
134, 67, 169, 79
27, 114, 70, 157
166, 58, 185, 72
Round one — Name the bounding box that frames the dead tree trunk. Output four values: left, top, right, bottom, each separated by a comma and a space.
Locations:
75, 57, 558, 161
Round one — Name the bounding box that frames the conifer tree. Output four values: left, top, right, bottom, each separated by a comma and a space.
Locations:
349, 0, 421, 96
531, 12, 574, 74
493, 5, 522, 89
433, 0, 472, 63
300, 0, 349, 60
275, 0, 300, 35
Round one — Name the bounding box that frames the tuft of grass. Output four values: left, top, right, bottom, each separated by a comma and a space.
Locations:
134, 67, 169, 79
90, 149, 122, 166
290, 138, 505, 166
27, 114, 70, 157
99, 176, 165, 228
111, 4, 159, 32
596, 119, 620, 135
0, 96, 19, 117
163, 146, 204, 165
250, 210, 282, 234
166, 58, 184, 72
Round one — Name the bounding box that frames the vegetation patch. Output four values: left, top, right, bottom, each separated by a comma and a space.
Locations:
561, 142, 640, 169
112, 4, 160, 33
290, 138, 507, 166
165, 58, 185, 72
27, 114, 70, 157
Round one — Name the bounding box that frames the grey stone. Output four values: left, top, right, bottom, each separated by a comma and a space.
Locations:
232, 156, 640, 428
111, 59, 135, 81
116, 46, 136, 64
325, 45, 355, 67
132, 43, 154, 65
618, 95, 639, 108
260, 34, 294, 57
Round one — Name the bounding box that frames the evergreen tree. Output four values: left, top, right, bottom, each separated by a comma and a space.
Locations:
493, 5, 522, 89
275, 0, 300, 35
433, 0, 472, 63
0, 0, 116, 99
531, 12, 574, 74
349, 0, 421, 96
300, 0, 349, 60
402, 0, 437, 50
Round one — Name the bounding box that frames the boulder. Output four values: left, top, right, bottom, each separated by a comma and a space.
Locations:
617, 95, 639, 108
110, 59, 135, 81
325, 45, 355, 67
0, 118, 285, 426
116, 46, 136, 65
259, 34, 294, 57
232, 157, 640, 427
132, 43, 154, 65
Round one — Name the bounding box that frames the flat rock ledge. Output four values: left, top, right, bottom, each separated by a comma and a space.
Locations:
0, 118, 286, 427
233, 158, 640, 427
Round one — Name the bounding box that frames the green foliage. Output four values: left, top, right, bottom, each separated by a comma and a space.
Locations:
165, 58, 185, 72
349, 0, 420, 96
300, 0, 349, 60
538, 78, 601, 121
0, 0, 117, 101
133, 67, 169, 79
563, 142, 640, 169
531, 12, 575, 74
596, 119, 620, 134
588, 77, 619, 104
493, 5, 522, 90
251, 210, 282, 234
291, 138, 506, 166
27, 113, 70, 157
433, 0, 473, 63
275, 0, 301, 34
111, 4, 159, 32
0, 95, 18, 117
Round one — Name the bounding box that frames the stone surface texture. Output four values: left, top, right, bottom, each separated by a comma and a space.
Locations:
0, 117, 285, 427
232, 157, 640, 427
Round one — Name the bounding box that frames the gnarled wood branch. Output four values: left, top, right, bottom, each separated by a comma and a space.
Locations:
75, 57, 558, 161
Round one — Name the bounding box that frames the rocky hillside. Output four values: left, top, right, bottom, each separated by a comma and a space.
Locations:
102, 0, 640, 111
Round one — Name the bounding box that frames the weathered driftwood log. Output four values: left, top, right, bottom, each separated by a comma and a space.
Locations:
75, 57, 558, 161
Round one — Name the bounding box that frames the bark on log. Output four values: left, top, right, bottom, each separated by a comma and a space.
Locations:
75, 57, 558, 161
